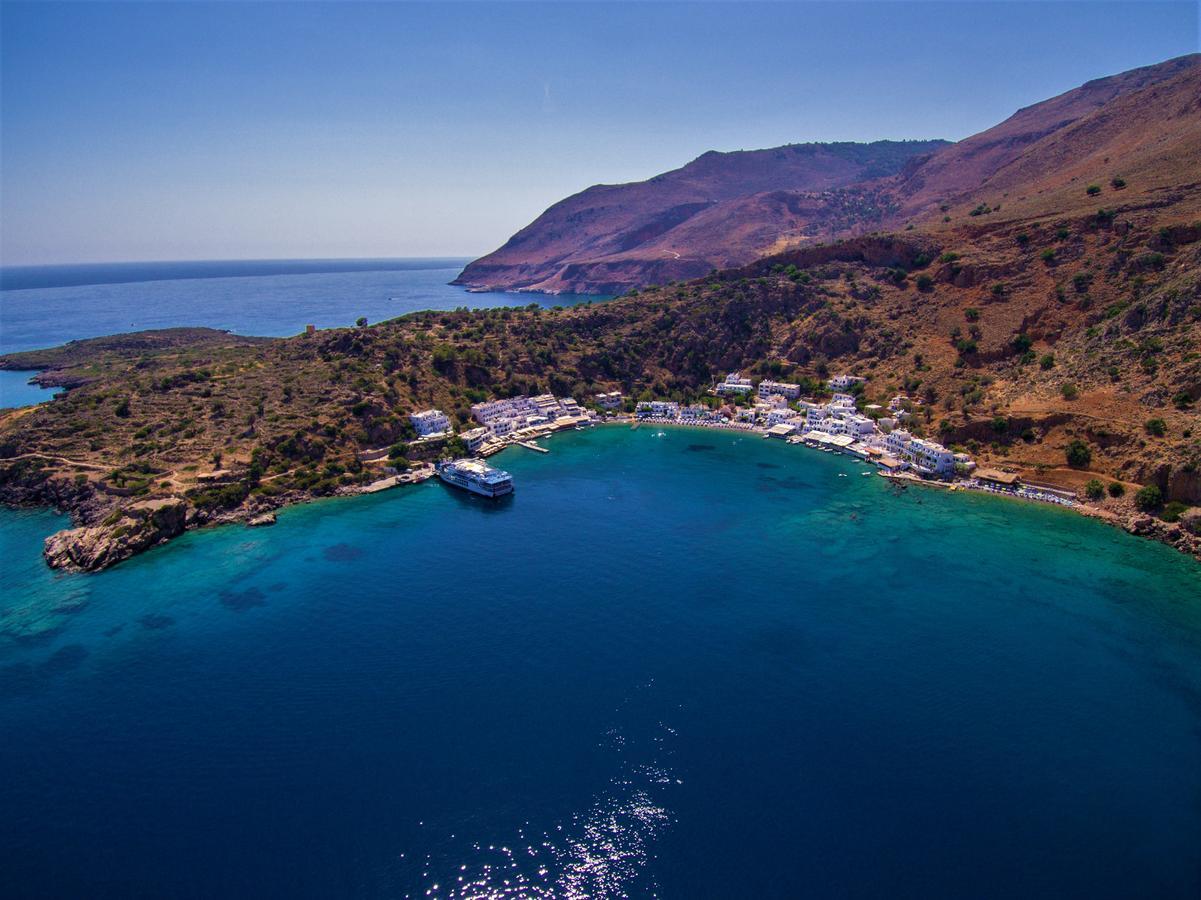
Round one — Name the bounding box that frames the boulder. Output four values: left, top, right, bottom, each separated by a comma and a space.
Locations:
247, 512, 276, 527
44, 497, 188, 572
1180, 508, 1201, 537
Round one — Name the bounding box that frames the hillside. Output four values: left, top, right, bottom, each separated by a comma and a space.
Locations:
453, 140, 948, 295
457, 54, 1199, 295
3, 189, 1199, 567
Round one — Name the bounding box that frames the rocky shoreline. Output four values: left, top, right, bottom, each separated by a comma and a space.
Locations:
4, 422, 1198, 576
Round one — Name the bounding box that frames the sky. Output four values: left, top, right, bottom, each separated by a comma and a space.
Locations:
1, 1, 1197, 265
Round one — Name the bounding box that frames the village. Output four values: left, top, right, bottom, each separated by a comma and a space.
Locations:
387, 372, 1076, 509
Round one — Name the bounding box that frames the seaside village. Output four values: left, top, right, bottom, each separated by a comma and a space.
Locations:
384, 373, 1074, 507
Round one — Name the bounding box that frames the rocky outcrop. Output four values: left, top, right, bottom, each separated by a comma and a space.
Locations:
43, 497, 188, 572
1124, 513, 1201, 560
247, 512, 276, 527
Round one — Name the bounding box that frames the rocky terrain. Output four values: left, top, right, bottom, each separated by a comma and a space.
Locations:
457, 54, 1199, 296
2, 194, 1198, 569
454, 140, 948, 295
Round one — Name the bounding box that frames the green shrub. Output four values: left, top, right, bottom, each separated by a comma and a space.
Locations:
1144, 418, 1167, 437
1162, 501, 1188, 523
916, 274, 933, 291
1086, 184, 1101, 196
1065, 439, 1092, 468
1061, 384, 1079, 401
1134, 484, 1162, 511
1107, 481, 1125, 498
1110, 177, 1126, 190
1039, 353, 1055, 370
964, 307, 980, 322
1083, 479, 1104, 500
1040, 248, 1056, 263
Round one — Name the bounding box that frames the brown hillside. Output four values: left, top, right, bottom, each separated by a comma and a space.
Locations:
457, 54, 1199, 296
454, 140, 947, 295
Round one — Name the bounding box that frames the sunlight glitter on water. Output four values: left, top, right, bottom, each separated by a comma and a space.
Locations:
415, 710, 678, 900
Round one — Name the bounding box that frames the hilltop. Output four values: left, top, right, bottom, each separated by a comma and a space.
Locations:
457, 54, 1200, 296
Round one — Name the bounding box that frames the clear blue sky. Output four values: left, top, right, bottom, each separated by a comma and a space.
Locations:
1, 1, 1196, 265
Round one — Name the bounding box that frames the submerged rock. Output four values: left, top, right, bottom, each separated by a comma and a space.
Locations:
43, 497, 188, 572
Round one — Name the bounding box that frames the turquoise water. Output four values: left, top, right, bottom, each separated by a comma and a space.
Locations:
0, 370, 62, 408
2, 425, 1199, 897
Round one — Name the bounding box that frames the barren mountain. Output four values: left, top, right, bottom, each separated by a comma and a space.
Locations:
456, 54, 1200, 295
453, 141, 948, 295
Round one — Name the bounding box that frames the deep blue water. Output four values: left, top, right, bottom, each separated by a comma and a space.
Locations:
2, 426, 1199, 898
0, 257, 601, 358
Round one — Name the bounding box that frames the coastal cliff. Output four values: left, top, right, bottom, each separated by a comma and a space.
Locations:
43, 497, 188, 571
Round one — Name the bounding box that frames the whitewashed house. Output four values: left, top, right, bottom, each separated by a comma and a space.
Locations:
410, 408, 451, 437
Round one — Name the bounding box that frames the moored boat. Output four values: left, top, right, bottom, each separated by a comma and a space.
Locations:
435, 458, 514, 498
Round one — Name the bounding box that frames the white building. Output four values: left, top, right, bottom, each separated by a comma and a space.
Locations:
462, 426, 490, 453
766, 407, 804, 427
757, 379, 801, 400
885, 429, 957, 476
840, 414, 877, 439
715, 372, 754, 395
828, 374, 865, 391
636, 400, 680, 419
410, 408, 451, 437
595, 391, 623, 409
828, 393, 858, 410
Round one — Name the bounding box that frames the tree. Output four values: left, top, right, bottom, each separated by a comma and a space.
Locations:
1083, 479, 1104, 500
1134, 484, 1162, 511
356, 316, 368, 328
1065, 439, 1092, 468
1107, 482, 1125, 498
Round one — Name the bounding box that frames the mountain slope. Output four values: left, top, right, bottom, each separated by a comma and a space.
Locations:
453, 140, 948, 295
457, 54, 1199, 295
891, 53, 1201, 224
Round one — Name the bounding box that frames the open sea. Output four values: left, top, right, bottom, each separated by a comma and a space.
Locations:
1, 261, 1201, 897
0, 258, 598, 408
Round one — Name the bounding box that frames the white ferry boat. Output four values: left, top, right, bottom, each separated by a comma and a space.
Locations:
435, 458, 514, 498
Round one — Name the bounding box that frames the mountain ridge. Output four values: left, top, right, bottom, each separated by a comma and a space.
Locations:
456, 54, 1201, 295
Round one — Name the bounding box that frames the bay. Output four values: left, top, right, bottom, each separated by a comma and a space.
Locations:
1, 426, 1199, 898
